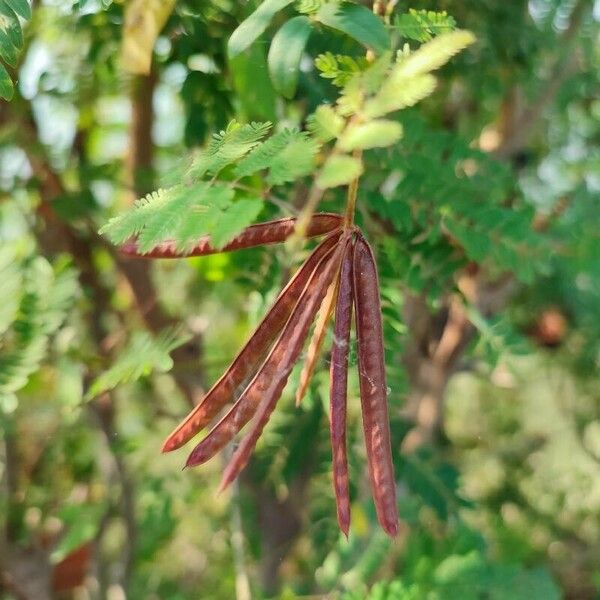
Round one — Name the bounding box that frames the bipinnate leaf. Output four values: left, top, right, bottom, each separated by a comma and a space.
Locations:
218, 237, 350, 489
228, 0, 296, 58
329, 238, 354, 536
339, 120, 403, 151
188, 120, 272, 178
315, 2, 389, 54
395, 9, 456, 42
268, 16, 312, 99
353, 235, 399, 537
317, 155, 363, 189
86, 328, 191, 401
162, 230, 341, 452
186, 239, 344, 470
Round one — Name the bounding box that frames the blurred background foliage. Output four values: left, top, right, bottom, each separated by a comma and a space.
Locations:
0, 0, 598, 599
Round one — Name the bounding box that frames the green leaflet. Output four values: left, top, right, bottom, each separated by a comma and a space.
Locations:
0, 1, 22, 49
363, 73, 436, 118
85, 327, 192, 400
230, 44, 277, 122
339, 120, 403, 151
395, 9, 456, 42
0, 62, 13, 100
306, 104, 344, 142
0, 249, 21, 337
395, 30, 476, 79
4, 0, 31, 20
266, 133, 318, 185
315, 2, 390, 54
235, 128, 318, 184
228, 0, 296, 58
100, 182, 264, 253
0, 0, 32, 100
188, 120, 272, 178
314, 52, 367, 87
0, 257, 78, 406
210, 197, 263, 248
268, 16, 312, 99
317, 154, 363, 188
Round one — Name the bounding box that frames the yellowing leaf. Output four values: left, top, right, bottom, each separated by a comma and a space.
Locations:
317, 154, 363, 188
121, 0, 176, 74
395, 30, 476, 79
339, 120, 403, 151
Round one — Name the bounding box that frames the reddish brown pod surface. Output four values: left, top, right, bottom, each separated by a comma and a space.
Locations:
120, 213, 342, 258
119, 214, 400, 538
162, 230, 341, 452
185, 241, 344, 469
329, 239, 354, 536
353, 236, 399, 537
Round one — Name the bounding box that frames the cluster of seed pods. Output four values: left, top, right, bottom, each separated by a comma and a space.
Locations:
121, 213, 399, 537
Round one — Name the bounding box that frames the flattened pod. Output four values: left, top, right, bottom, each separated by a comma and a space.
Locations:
186, 240, 344, 469
295, 279, 338, 406
162, 230, 341, 452
329, 238, 354, 536
219, 238, 350, 490
120, 213, 342, 258
353, 236, 399, 537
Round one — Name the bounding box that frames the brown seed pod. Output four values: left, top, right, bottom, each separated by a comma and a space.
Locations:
162, 230, 342, 452
120, 213, 342, 258
185, 238, 346, 469
353, 235, 399, 537
295, 278, 338, 406
329, 238, 354, 537
219, 237, 351, 490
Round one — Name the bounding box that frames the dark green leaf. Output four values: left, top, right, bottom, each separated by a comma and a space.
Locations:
268, 16, 312, 99
0, 61, 13, 100
230, 44, 277, 121
315, 2, 389, 54
0, 1, 22, 50
4, 0, 30, 20
228, 0, 295, 58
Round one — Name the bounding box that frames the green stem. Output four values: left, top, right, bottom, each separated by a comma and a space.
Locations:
344, 150, 362, 228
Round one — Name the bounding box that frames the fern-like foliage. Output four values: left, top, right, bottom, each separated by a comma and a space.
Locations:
315, 52, 369, 87
235, 128, 319, 184
85, 327, 191, 400
369, 112, 542, 294
187, 120, 272, 179
101, 118, 327, 251
100, 183, 263, 253
0, 251, 78, 409
395, 9, 457, 42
